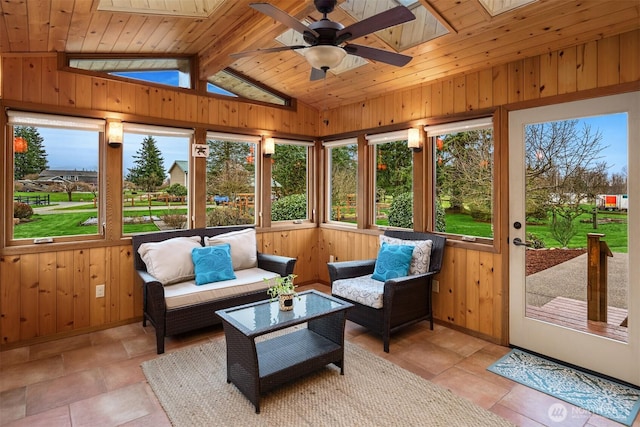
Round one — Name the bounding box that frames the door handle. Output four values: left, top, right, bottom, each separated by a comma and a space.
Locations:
513, 237, 531, 247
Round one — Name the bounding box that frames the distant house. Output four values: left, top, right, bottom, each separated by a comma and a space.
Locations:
38, 169, 98, 185
168, 161, 188, 187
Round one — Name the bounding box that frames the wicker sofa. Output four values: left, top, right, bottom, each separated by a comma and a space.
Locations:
132, 225, 296, 354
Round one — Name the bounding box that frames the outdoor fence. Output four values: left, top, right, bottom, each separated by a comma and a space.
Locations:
14, 194, 50, 205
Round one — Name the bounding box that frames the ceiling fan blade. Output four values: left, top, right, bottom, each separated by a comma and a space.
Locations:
310, 67, 326, 81
336, 6, 415, 43
344, 44, 412, 67
250, 3, 319, 38
230, 45, 306, 59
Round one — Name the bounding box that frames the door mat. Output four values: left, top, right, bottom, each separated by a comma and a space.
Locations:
488, 348, 640, 426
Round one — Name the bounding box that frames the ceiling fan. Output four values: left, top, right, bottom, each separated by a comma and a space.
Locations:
230, 0, 416, 81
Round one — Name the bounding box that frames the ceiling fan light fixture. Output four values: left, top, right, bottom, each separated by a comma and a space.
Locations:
304, 45, 346, 70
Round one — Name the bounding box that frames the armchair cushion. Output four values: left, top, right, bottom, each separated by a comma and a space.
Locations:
379, 235, 433, 275
137, 236, 202, 285
205, 228, 257, 270
371, 243, 414, 281
332, 275, 384, 309
192, 244, 236, 285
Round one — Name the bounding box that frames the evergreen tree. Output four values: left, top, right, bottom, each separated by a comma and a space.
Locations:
14, 126, 48, 180
126, 136, 166, 192
375, 140, 413, 198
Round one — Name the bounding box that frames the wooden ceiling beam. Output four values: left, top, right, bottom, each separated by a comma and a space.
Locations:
198, 0, 315, 79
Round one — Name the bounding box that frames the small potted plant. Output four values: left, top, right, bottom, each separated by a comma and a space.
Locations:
265, 274, 298, 311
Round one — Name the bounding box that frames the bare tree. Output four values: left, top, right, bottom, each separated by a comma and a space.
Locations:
525, 120, 608, 220
437, 129, 493, 219
525, 120, 609, 241
609, 167, 628, 194
55, 180, 93, 202
207, 160, 251, 201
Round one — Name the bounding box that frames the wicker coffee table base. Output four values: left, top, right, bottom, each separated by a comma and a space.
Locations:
219, 297, 350, 413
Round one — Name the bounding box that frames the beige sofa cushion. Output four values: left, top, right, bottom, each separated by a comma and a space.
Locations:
205, 228, 257, 271
138, 236, 202, 285
163, 267, 278, 309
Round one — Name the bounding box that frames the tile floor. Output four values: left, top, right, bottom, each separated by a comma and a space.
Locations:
1, 284, 638, 427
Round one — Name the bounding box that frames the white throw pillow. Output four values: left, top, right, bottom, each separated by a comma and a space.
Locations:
379, 235, 433, 275
205, 228, 257, 271
138, 236, 202, 285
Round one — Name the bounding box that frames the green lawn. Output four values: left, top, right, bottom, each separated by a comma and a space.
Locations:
13, 193, 629, 252
13, 213, 99, 238
12, 208, 190, 238
15, 191, 96, 203
444, 211, 627, 252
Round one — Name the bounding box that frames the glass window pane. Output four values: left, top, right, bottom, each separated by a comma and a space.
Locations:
328, 144, 358, 224
206, 139, 257, 226
13, 126, 100, 240
271, 144, 308, 221
207, 68, 290, 106
434, 127, 494, 238
523, 112, 629, 342
123, 132, 190, 233
70, 58, 191, 89
374, 140, 413, 228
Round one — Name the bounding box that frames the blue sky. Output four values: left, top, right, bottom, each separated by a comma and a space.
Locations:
579, 113, 628, 175
114, 70, 237, 97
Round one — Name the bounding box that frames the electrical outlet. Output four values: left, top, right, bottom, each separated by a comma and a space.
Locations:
329, 255, 335, 263
96, 284, 105, 298
432, 280, 440, 293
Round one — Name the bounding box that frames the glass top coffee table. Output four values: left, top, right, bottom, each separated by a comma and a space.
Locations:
215, 290, 353, 413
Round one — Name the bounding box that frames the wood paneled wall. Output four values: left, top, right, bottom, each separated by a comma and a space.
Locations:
319, 30, 640, 135
317, 229, 503, 341
0, 245, 137, 345
0, 230, 318, 348
0, 54, 319, 349
317, 30, 640, 343
1, 30, 639, 349
0, 53, 318, 134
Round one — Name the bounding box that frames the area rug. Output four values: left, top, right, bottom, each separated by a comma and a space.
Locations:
487, 348, 640, 426
142, 339, 513, 427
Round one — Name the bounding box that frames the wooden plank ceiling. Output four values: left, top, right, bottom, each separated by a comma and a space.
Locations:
0, 0, 638, 110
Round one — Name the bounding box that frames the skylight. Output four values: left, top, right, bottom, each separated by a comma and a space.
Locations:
69, 58, 192, 89
207, 69, 290, 106
477, 0, 538, 16
96, 0, 224, 17
340, 0, 449, 51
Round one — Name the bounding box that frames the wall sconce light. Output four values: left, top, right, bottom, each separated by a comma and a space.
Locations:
107, 121, 123, 147
263, 137, 275, 157
407, 128, 421, 152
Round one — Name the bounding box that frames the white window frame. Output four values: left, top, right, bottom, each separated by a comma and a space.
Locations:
271, 138, 314, 223
8, 111, 105, 244
323, 137, 358, 226
426, 116, 494, 241
206, 131, 261, 226
123, 123, 194, 231
366, 129, 413, 229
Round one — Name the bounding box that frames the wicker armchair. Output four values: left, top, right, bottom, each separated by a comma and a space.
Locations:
328, 230, 446, 352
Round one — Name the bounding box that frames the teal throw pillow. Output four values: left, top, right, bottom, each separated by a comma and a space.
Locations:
192, 244, 236, 286
371, 243, 414, 282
